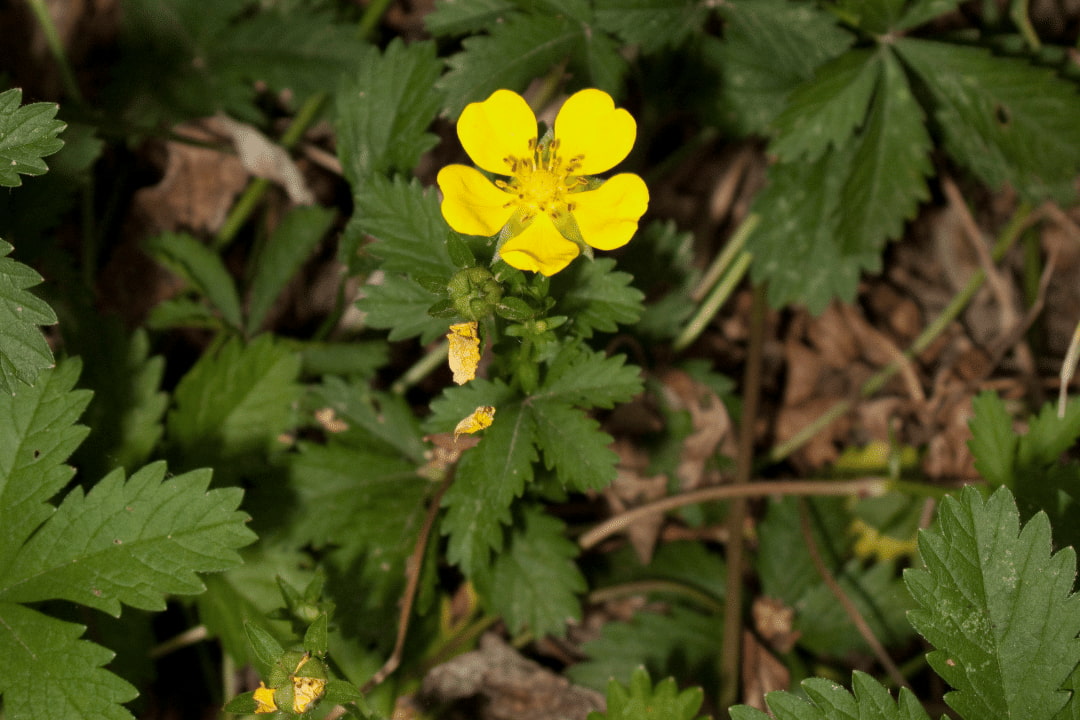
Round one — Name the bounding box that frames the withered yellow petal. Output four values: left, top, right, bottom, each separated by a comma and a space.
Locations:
554, 89, 636, 176
571, 173, 649, 251
498, 215, 581, 276
292, 676, 327, 714
458, 89, 537, 174
437, 164, 515, 237
447, 321, 480, 385
454, 405, 496, 440
253, 683, 277, 714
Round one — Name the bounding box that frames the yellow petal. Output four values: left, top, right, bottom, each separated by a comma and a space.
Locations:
292, 676, 326, 714
447, 321, 480, 385
554, 89, 637, 175
571, 173, 649, 251
458, 89, 537, 174
253, 682, 277, 714
499, 215, 581, 276
437, 164, 515, 236
454, 405, 496, 440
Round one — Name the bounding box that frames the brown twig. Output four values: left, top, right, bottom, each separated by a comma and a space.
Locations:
718, 284, 765, 711
797, 499, 910, 690
577, 478, 888, 551
361, 470, 455, 694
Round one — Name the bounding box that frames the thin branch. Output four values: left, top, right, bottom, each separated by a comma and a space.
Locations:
361, 469, 455, 694
578, 478, 889, 551
797, 499, 910, 690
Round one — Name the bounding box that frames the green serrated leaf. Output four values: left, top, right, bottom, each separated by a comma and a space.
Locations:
0, 359, 91, 575
69, 320, 167, 479
167, 334, 302, 476
570, 607, 723, 691
748, 143, 880, 312
145, 297, 228, 331
0, 89, 66, 187
968, 391, 1019, 488
732, 671, 930, 720
286, 441, 426, 550
145, 231, 243, 329
0, 239, 57, 392
0, 461, 255, 614
426, 0, 516, 36
482, 507, 584, 637
894, 0, 963, 30
438, 13, 624, 118
835, 49, 932, 253
296, 340, 388, 378
112, 0, 364, 124
551, 257, 644, 338
896, 38, 1080, 202
350, 175, 455, 278
0, 602, 138, 720
1017, 398, 1080, 470
586, 667, 706, 720
335, 38, 442, 187
768, 49, 880, 163
310, 378, 427, 463
711, 0, 853, 135
247, 205, 335, 335
357, 272, 448, 343
441, 401, 537, 575
532, 400, 618, 491
593, 0, 707, 53
539, 344, 643, 409
904, 485, 1080, 720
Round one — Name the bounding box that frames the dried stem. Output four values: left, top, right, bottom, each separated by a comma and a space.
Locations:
361, 470, 454, 693
718, 283, 767, 711
797, 499, 910, 690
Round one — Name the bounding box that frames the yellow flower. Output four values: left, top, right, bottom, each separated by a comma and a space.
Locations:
447, 321, 481, 384
454, 405, 496, 440
437, 89, 649, 276
253, 682, 277, 714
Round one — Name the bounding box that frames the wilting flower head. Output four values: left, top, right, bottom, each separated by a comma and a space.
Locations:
437, 88, 649, 276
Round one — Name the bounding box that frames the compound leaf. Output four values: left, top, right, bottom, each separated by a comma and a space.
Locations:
0, 239, 57, 392
896, 38, 1080, 202
904, 486, 1080, 720
0, 602, 137, 720
539, 344, 643, 409
0, 88, 65, 187
586, 666, 706, 720
0, 462, 254, 615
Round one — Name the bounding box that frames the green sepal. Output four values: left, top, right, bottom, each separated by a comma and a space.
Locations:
244, 621, 285, 670
303, 614, 328, 656
274, 682, 297, 715
294, 655, 327, 680
447, 233, 477, 268
223, 690, 259, 714
427, 298, 458, 318
495, 297, 537, 321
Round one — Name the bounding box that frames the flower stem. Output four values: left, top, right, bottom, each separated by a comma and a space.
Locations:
673, 214, 758, 353
767, 201, 1033, 465
391, 341, 449, 395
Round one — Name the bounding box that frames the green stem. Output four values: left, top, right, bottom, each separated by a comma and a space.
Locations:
213, 93, 329, 251
392, 341, 449, 395
26, 0, 83, 103
588, 580, 725, 615
673, 214, 759, 353
767, 202, 1033, 465
357, 0, 394, 39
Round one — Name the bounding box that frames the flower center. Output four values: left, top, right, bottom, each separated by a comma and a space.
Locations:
498, 139, 586, 223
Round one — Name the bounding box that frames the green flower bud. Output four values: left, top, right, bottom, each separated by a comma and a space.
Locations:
448, 266, 503, 321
